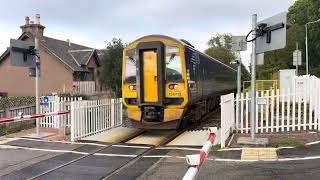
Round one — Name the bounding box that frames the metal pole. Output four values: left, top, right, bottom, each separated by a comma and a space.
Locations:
305, 24, 309, 75
35, 37, 40, 137
250, 14, 257, 140
237, 52, 241, 122
296, 42, 298, 76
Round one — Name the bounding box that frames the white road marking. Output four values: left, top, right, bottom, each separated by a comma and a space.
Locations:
0, 144, 88, 155
112, 144, 151, 149
217, 147, 294, 151
156, 147, 201, 151
10, 137, 109, 147
213, 158, 259, 162
278, 156, 320, 161
143, 155, 186, 159
306, 140, 320, 145
94, 153, 137, 157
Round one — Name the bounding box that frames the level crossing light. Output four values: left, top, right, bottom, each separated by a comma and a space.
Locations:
305, 18, 320, 75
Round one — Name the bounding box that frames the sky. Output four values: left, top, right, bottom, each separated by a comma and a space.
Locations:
0, 0, 296, 66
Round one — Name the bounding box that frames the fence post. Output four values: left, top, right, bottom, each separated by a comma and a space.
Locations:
119, 98, 123, 125
54, 96, 60, 128
70, 101, 75, 142
111, 99, 115, 127
236, 93, 239, 130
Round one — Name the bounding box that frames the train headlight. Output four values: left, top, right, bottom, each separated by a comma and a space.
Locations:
129, 85, 136, 90
169, 84, 178, 90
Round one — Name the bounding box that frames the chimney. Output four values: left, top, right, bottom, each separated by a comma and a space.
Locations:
66, 39, 71, 46
20, 14, 45, 38
24, 16, 30, 26
35, 14, 40, 24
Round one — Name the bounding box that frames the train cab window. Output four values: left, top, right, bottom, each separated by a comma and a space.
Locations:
124, 49, 137, 83
165, 46, 183, 81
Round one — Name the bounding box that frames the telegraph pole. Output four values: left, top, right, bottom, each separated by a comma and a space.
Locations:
250, 14, 257, 140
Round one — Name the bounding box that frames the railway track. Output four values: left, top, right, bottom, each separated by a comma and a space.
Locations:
23, 130, 146, 180
11, 129, 185, 180
1, 107, 220, 180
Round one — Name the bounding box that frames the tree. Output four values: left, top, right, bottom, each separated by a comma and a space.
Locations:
205, 46, 235, 65
257, 0, 320, 79
100, 38, 124, 97
207, 33, 233, 50
206, 34, 251, 81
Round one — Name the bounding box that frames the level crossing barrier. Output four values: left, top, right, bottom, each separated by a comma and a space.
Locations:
182, 127, 217, 180
0, 110, 69, 124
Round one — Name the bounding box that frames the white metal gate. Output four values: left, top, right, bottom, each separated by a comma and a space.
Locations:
70, 98, 123, 141
40, 96, 82, 128
220, 93, 235, 148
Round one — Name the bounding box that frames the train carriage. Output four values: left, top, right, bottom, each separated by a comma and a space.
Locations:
122, 35, 236, 130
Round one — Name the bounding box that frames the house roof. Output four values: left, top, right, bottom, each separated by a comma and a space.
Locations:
0, 33, 101, 72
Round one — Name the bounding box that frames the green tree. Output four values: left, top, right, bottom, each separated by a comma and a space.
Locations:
208, 33, 233, 50
100, 38, 124, 97
206, 34, 251, 81
204, 46, 235, 65
257, 0, 320, 79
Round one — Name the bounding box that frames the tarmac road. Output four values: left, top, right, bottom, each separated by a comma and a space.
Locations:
1, 141, 320, 180
140, 157, 320, 180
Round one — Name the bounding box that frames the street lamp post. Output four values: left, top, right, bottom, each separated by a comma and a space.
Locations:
305, 19, 320, 75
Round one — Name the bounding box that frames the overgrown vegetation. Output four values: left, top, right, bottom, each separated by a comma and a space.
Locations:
267, 139, 305, 148
100, 38, 125, 97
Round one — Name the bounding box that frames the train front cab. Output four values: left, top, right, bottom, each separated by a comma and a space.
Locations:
122, 36, 188, 129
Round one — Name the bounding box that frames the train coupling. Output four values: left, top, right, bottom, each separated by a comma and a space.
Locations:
142, 106, 163, 122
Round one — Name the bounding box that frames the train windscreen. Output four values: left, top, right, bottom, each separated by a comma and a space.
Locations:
124, 49, 136, 83
165, 46, 182, 81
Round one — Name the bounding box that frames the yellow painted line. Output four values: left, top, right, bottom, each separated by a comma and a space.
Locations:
126, 131, 176, 146
241, 148, 277, 160
0, 138, 16, 145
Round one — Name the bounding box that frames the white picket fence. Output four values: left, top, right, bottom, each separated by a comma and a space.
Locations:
235, 87, 320, 133
70, 98, 122, 141
220, 93, 235, 148
40, 96, 82, 128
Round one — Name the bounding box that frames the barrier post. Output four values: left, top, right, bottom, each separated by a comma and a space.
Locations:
182, 127, 217, 180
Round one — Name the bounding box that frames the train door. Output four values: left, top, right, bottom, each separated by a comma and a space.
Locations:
136, 42, 165, 107
142, 50, 158, 102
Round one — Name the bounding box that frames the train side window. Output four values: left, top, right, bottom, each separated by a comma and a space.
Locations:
165, 46, 183, 81
124, 49, 137, 83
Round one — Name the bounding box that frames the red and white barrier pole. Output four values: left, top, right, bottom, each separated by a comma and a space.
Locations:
182, 127, 217, 180
0, 110, 70, 124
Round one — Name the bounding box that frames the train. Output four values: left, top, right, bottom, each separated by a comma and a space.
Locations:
122, 35, 236, 130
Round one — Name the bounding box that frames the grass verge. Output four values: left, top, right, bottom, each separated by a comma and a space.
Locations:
211, 144, 221, 151
267, 139, 305, 148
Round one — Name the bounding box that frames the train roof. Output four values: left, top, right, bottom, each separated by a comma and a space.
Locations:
129, 35, 236, 72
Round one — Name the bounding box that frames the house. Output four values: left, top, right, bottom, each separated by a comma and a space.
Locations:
0, 15, 102, 96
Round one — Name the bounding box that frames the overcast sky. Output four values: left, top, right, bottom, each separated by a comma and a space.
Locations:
0, 0, 295, 66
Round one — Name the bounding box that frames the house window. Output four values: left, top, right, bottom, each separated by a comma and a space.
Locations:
88, 68, 95, 81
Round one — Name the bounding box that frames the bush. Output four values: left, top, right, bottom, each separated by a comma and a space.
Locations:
0, 120, 35, 136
